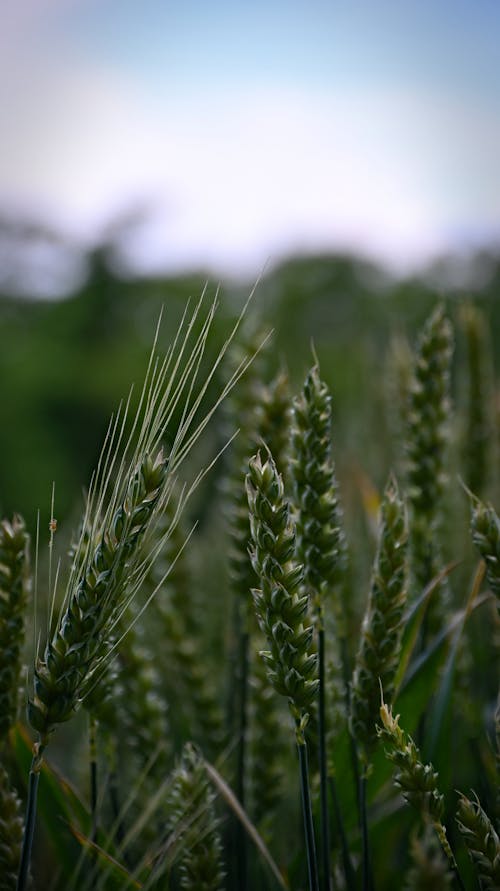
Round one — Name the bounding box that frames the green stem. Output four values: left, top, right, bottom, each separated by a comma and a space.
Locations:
358, 773, 374, 891
329, 776, 356, 889
89, 714, 98, 842
17, 740, 46, 891
297, 730, 320, 891
318, 627, 332, 891
236, 627, 249, 891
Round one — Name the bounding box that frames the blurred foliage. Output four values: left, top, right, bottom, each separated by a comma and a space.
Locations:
1, 219, 500, 536
1, 218, 500, 889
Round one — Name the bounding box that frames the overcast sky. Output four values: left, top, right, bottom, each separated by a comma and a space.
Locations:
1, 0, 500, 277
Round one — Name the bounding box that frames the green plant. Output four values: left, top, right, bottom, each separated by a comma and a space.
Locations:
1, 293, 497, 891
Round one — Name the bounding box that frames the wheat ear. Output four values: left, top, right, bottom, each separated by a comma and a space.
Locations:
456, 792, 500, 891
378, 702, 465, 891
0, 764, 24, 891
290, 364, 347, 891
350, 479, 408, 766
470, 496, 500, 613
17, 293, 256, 890
163, 743, 225, 891
0, 516, 30, 741
460, 302, 494, 497
406, 304, 453, 635
246, 450, 319, 891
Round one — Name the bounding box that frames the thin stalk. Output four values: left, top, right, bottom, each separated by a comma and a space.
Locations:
235, 627, 250, 891
17, 738, 46, 891
108, 770, 127, 855
89, 714, 98, 842
297, 728, 320, 891
329, 777, 356, 889
358, 773, 374, 891
318, 627, 332, 891
451, 859, 467, 891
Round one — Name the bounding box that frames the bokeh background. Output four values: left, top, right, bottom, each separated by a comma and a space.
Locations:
1, 0, 500, 527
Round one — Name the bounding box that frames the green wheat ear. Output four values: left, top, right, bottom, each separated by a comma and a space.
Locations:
0, 515, 30, 741
470, 495, 500, 613
405, 304, 453, 632
350, 479, 408, 767
377, 702, 457, 873
0, 764, 23, 891
28, 450, 168, 744
246, 451, 318, 734
164, 743, 225, 891
456, 793, 500, 891
404, 825, 454, 890
290, 364, 347, 621
460, 302, 495, 497
27, 294, 254, 751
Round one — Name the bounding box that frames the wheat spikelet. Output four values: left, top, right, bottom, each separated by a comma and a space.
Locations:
456, 792, 500, 891
350, 480, 408, 765
246, 451, 318, 734
164, 743, 225, 891
26, 295, 255, 752
28, 451, 168, 742
404, 826, 453, 890
470, 496, 500, 612
460, 302, 495, 497
378, 702, 456, 872
291, 365, 347, 620
405, 304, 453, 632
0, 764, 23, 891
0, 515, 30, 740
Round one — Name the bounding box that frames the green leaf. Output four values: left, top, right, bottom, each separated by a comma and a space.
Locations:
10, 723, 91, 883
202, 757, 289, 890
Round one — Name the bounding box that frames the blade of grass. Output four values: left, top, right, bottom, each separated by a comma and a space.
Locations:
202, 757, 289, 891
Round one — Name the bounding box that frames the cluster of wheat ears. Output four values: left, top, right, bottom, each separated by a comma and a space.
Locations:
0, 293, 499, 891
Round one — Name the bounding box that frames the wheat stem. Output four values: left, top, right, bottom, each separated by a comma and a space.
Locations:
318, 626, 332, 891
297, 729, 320, 891
16, 739, 47, 891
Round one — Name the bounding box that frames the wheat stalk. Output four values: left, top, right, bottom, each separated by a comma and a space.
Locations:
246, 450, 319, 891
17, 292, 256, 891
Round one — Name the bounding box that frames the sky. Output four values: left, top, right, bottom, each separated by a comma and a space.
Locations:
1, 0, 500, 280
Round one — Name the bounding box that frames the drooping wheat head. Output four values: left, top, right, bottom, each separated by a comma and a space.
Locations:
378, 702, 455, 869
